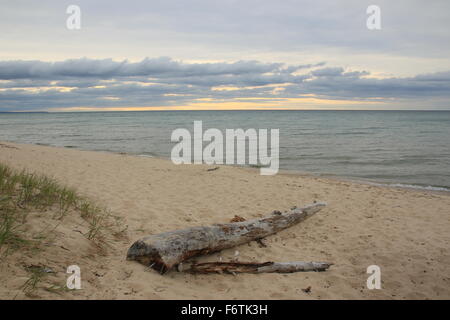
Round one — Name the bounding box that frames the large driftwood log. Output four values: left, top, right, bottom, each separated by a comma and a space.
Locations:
127, 202, 326, 274
180, 261, 332, 274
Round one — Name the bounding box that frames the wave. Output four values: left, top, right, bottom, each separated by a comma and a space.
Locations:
366, 182, 450, 192
137, 152, 158, 158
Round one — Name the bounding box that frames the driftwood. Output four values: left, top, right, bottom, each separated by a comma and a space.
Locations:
127, 202, 326, 274
180, 261, 332, 274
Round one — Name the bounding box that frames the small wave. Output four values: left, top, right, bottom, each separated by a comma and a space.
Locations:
334, 131, 371, 135
59, 134, 84, 137
332, 158, 435, 166
367, 182, 450, 192
137, 152, 157, 158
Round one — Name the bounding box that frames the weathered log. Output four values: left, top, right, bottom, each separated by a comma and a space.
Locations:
127, 202, 326, 274
180, 261, 332, 274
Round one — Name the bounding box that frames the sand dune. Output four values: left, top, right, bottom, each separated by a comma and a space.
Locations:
1, 141, 449, 299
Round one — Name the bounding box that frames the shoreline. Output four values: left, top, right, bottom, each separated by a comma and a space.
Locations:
2, 139, 449, 195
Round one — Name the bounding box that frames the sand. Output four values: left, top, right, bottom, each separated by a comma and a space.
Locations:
0, 141, 449, 300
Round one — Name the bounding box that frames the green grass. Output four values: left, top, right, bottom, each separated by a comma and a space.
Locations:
0, 162, 126, 298
44, 282, 73, 295
0, 212, 30, 251
0, 164, 79, 213
19, 266, 48, 297
0, 163, 112, 255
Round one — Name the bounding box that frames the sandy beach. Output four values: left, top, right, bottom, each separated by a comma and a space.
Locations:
0, 141, 449, 300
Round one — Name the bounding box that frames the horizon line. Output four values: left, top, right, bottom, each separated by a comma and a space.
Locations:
2, 108, 450, 113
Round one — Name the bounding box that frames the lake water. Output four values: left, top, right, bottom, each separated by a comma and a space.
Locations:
1, 110, 449, 190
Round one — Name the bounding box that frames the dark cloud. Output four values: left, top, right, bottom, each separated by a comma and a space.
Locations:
0, 57, 450, 111
0, 58, 283, 80
311, 67, 344, 77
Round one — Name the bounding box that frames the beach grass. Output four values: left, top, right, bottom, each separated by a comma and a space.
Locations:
19, 266, 48, 297
0, 162, 113, 256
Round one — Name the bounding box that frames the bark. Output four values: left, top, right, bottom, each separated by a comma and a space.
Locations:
127, 202, 326, 274
180, 261, 332, 274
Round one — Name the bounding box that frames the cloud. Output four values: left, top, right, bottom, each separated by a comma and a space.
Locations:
0, 57, 284, 80
311, 67, 344, 77
1, 0, 450, 81
0, 57, 450, 111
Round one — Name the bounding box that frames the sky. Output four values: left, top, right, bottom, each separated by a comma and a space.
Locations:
0, 0, 449, 111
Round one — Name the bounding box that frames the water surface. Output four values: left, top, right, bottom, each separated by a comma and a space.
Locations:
1, 110, 449, 190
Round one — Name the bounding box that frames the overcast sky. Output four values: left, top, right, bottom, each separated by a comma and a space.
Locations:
1, 0, 449, 111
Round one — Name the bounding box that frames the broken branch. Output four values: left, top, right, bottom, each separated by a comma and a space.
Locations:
181, 261, 332, 274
